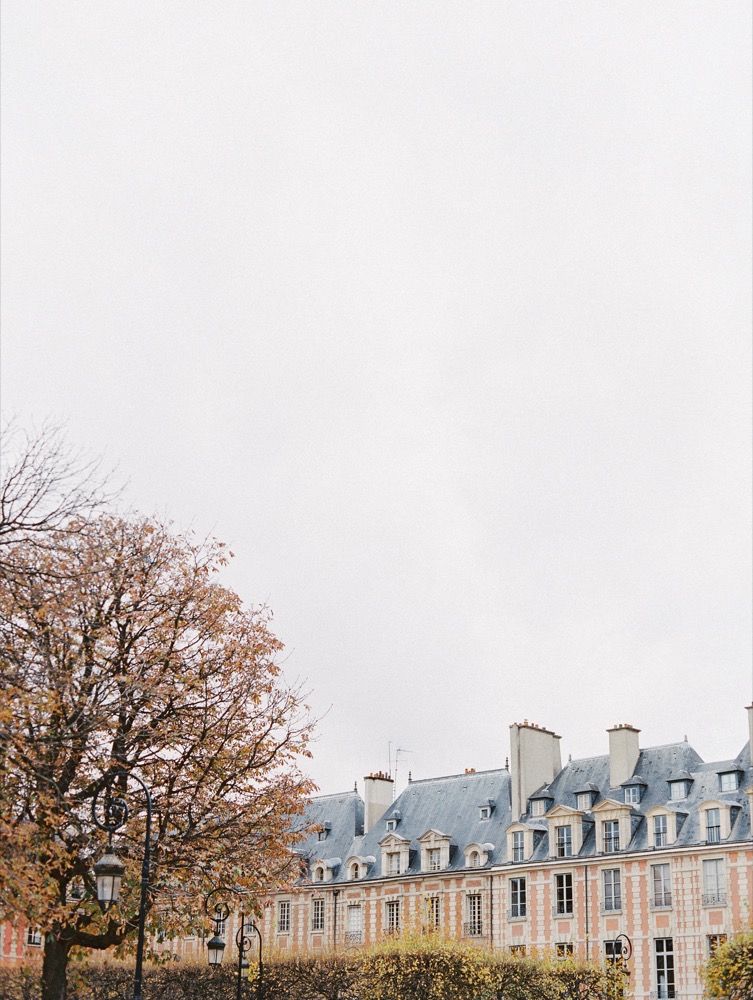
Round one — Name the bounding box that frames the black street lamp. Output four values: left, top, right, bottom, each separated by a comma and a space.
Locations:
205, 890, 264, 1000
92, 771, 152, 1000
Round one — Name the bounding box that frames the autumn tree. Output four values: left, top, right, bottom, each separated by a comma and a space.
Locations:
0, 421, 114, 563
702, 928, 753, 1000
0, 513, 315, 1000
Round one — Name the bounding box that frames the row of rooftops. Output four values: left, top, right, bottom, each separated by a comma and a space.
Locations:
292, 710, 753, 884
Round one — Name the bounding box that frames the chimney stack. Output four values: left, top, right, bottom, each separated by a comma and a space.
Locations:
607, 723, 641, 788
363, 772, 394, 833
509, 721, 562, 820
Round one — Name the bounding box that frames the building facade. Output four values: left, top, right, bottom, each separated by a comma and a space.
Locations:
259, 708, 753, 1000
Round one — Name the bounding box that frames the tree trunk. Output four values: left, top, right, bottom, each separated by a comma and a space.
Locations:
41, 935, 71, 1000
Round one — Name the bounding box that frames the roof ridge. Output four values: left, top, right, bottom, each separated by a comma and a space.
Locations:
407, 768, 509, 785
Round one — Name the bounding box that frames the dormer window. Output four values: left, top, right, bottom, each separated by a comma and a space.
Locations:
576, 792, 593, 811
705, 808, 721, 843
317, 821, 332, 842
387, 851, 401, 875
352, 863, 359, 879
469, 850, 480, 867
479, 806, 491, 820
719, 771, 739, 792
624, 785, 641, 805
313, 865, 325, 882
385, 809, 401, 833
530, 799, 546, 817
669, 780, 689, 801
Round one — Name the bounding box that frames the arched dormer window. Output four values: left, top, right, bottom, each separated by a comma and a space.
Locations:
464, 842, 494, 868
314, 865, 325, 882
345, 854, 374, 881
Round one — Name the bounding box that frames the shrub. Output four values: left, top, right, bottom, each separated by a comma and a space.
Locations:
702, 928, 753, 1000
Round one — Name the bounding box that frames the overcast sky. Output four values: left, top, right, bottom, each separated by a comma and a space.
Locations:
2, 2, 751, 798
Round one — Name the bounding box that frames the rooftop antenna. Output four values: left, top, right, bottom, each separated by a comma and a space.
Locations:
393, 747, 414, 792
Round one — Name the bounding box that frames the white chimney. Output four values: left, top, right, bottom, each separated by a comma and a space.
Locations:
509, 721, 562, 820
363, 772, 394, 833
607, 723, 641, 789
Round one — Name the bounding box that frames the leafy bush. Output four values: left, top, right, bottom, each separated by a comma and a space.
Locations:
702, 928, 753, 1000
0, 942, 629, 1000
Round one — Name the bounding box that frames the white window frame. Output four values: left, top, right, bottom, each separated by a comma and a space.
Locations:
651, 863, 672, 908
603, 868, 621, 912
653, 813, 668, 847
719, 772, 738, 792
509, 876, 527, 918
624, 785, 641, 804
278, 900, 291, 933
26, 927, 42, 947
702, 858, 726, 905
705, 807, 721, 843
465, 893, 483, 936
530, 798, 546, 817
556, 824, 572, 858
669, 781, 687, 801
655, 937, 675, 999
603, 819, 620, 852
512, 830, 525, 863
385, 899, 400, 934
311, 897, 325, 932
555, 872, 573, 916
427, 847, 441, 872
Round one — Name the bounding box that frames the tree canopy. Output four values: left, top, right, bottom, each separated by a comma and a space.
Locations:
0, 512, 315, 1000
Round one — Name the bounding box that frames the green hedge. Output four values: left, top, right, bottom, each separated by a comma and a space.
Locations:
0, 939, 629, 1000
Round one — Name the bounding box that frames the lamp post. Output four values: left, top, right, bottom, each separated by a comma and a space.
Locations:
204, 890, 264, 1000
92, 771, 152, 1000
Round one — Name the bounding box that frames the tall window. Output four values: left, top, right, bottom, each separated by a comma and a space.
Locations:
603, 869, 621, 912
603, 820, 620, 852
466, 894, 483, 936
278, 900, 291, 933
312, 898, 325, 932
428, 847, 441, 872
653, 814, 668, 847
388, 852, 401, 875
655, 938, 675, 998
555, 873, 573, 916
556, 825, 572, 858
652, 864, 672, 908
26, 927, 42, 947
512, 830, 525, 863
705, 808, 721, 843
703, 859, 726, 905
426, 896, 440, 930
346, 905, 363, 944
468, 850, 481, 868
510, 877, 527, 918
385, 900, 400, 934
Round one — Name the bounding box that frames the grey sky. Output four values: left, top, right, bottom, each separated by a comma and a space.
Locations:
2, 2, 751, 797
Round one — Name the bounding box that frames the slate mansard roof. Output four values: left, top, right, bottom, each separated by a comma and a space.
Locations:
295, 736, 752, 884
